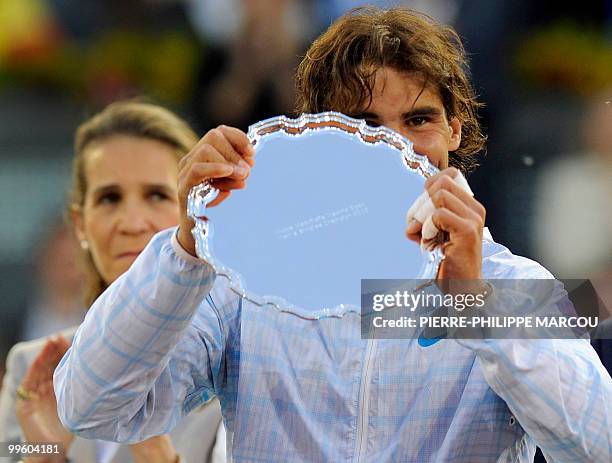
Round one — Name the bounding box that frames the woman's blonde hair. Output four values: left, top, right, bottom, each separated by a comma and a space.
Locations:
70, 100, 198, 306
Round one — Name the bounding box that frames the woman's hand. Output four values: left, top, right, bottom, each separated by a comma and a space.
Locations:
177, 125, 255, 256
129, 434, 179, 463
16, 337, 73, 463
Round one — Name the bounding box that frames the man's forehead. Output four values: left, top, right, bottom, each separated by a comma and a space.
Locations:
322, 64, 441, 115
363, 68, 441, 111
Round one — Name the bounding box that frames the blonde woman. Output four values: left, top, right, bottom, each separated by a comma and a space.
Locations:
0, 101, 233, 462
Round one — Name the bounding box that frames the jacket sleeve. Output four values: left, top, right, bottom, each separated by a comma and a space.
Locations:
54, 228, 235, 443
456, 277, 612, 462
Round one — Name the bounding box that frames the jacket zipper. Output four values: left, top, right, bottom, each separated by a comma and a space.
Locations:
355, 338, 377, 462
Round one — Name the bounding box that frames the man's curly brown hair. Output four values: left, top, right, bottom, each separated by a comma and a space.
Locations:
295, 7, 486, 174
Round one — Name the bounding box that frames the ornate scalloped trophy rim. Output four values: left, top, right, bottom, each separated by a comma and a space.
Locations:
187, 112, 444, 319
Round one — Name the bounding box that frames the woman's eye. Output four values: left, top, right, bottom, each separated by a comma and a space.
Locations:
97, 192, 120, 205
365, 120, 381, 128
149, 190, 170, 202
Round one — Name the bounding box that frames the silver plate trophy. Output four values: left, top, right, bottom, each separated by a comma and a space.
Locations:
187, 112, 443, 318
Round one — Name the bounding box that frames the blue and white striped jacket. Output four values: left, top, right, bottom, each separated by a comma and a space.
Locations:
54, 227, 611, 462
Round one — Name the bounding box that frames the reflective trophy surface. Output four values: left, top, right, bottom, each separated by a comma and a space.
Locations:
188, 112, 442, 317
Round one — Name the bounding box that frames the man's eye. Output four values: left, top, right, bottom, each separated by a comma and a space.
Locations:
407, 116, 430, 127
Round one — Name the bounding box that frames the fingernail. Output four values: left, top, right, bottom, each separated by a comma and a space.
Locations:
234, 160, 250, 178
219, 164, 234, 176
406, 218, 420, 233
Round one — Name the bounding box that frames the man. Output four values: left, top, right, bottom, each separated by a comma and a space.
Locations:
55, 7, 611, 462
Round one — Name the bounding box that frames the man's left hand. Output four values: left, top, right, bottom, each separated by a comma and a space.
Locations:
406, 167, 485, 280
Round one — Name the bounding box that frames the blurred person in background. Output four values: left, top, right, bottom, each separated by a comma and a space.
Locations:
188, 0, 460, 131
533, 91, 612, 279
189, 0, 312, 129
20, 220, 85, 341
532, 90, 612, 379
0, 101, 226, 462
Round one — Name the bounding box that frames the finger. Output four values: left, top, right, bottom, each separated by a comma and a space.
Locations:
41, 339, 64, 366
208, 190, 231, 208
41, 338, 57, 353
406, 218, 422, 235
426, 167, 475, 200
243, 155, 255, 168
20, 341, 53, 393
406, 230, 421, 243
407, 167, 476, 230
429, 189, 483, 226
39, 382, 53, 401
48, 346, 65, 370
36, 345, 58, 382
185, 141, 227, 167
37, 339, 57, 365
211, 178, 247, 191
20, 367, 37, 392
435, 168, 472, 194
55, 334, 71, 348
431, 208, 480, 237
192, 143, 249, 180
424, 167, 461, 189
181, 144, 231, 176
426, 174, 485, 221
179, 163, 235, 199
53, 335, 71, 356
216, 125, 255, 158
202, 128, 251, 175
178, 145, 228, 184
21, 354, 46, 392
426, 173, 472, 203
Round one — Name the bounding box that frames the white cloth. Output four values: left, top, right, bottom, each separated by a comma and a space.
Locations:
406, 171, 473, 251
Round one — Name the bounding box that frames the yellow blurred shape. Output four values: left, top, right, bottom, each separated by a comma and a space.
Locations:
0, 0, 53, 61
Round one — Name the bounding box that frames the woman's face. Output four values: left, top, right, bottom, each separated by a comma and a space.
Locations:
73, 135, 180, 285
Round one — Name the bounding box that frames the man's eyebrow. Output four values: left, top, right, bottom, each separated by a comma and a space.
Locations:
349, 106, 444, 121
402, 106, 443, 118
349, 112, 379, 120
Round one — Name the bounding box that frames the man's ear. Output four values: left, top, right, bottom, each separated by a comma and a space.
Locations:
70, 205, 86, 244
448, 117, 462, 152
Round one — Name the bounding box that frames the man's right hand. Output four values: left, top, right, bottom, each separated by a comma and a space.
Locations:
177, 125, 254, 256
